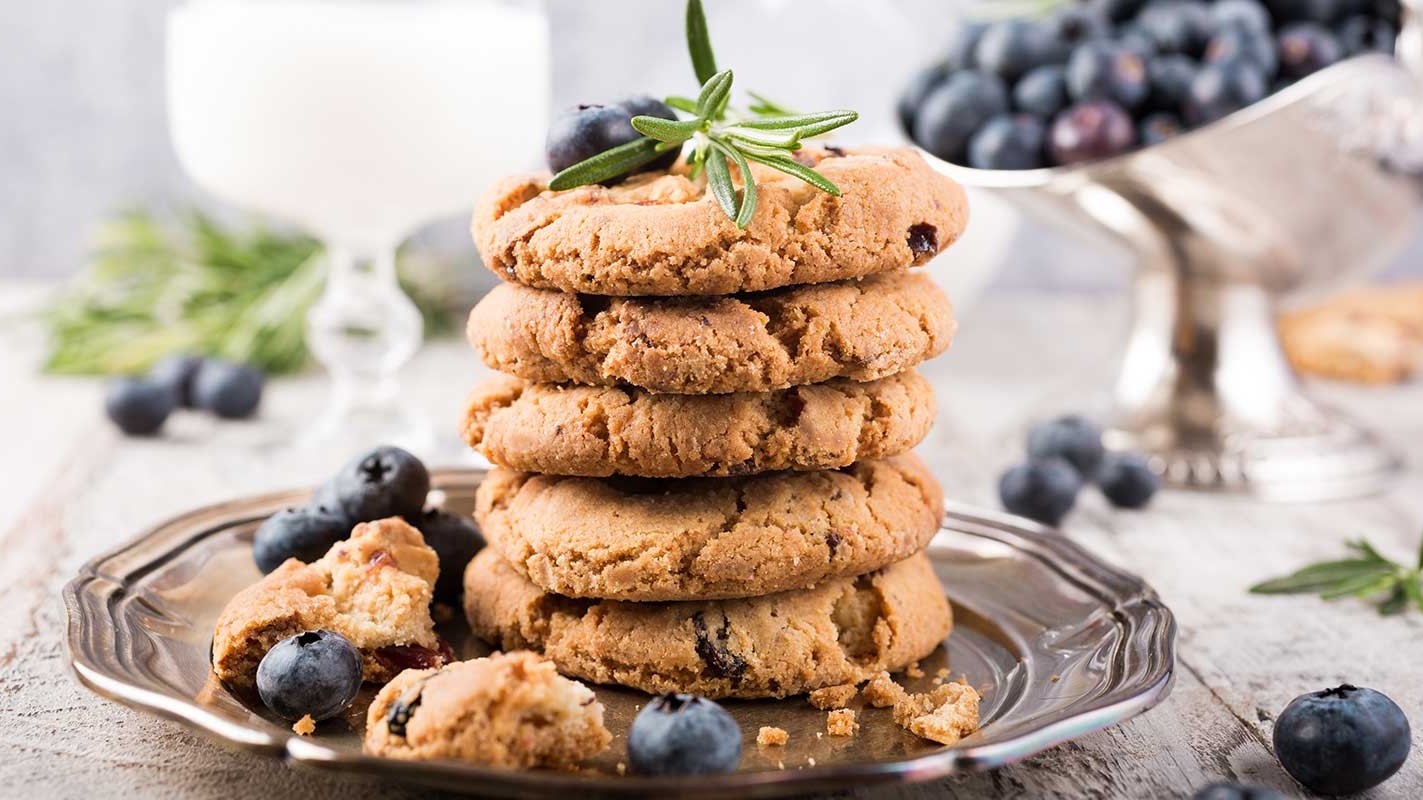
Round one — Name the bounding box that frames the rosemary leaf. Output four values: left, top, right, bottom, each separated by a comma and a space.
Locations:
686, 0, 718, 85
735, 110, 859, 131
703, 147, 739, 222
696, 69, 734, 119
712, 138, 758, 228
548, 137, 664, 190
630, 115, 701, 143
741, 151, 842, 195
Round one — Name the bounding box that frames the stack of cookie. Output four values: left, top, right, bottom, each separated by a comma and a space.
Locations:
458, 147, 969, 699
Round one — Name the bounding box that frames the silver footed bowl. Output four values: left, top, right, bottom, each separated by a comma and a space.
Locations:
916, 54, 1423, 501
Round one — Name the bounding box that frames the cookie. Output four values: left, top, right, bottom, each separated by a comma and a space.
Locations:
474, 455, 944, 601
466, 271, 955, 395
472, 147, 968, 296
462, 549, 952, 699
1279, 282, 1423, 384
461, 371, 935, 478
212, 518, 446, 687
363, 651, 612, 768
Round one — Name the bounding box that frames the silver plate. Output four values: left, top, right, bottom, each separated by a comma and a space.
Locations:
64, 469, 1176, 798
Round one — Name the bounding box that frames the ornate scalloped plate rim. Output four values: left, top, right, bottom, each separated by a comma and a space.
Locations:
63, 470, 1176, 799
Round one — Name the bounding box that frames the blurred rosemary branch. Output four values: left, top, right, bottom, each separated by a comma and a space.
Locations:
42, 210, 455, 376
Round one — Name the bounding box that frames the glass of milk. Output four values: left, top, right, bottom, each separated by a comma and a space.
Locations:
167, 0, 549, 453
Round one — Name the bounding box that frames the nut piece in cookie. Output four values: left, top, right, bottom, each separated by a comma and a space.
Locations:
363, 651, 612, 769
212, 518, 445, 687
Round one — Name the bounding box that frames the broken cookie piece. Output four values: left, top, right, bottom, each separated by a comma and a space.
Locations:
827, 709, 859, 737
212, 518, 446, 687
364, 651, 612, 768
756, 726, 789, 747
809, 683, 859, 710
891, 679, 982, 746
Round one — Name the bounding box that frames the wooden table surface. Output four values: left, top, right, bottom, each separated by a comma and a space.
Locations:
2, 283, 1420, 799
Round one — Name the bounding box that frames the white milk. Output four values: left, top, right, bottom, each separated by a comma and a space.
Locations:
167, 0, 549, 250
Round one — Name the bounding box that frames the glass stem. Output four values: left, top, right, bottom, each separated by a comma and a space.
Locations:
306, 243, 424, 421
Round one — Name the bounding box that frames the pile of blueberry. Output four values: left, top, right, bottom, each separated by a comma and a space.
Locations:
104, 354, 264, 436
998, 415, 1159, 525
254, 445, 483, 605
901, 0, 1402, 169
249, 445, 485, 725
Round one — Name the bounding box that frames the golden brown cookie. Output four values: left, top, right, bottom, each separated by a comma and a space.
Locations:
363, 652, 612, 768
474, 455, 943, 601
460, 371, 935, 478
211, 518, 446, 687
1279, 282, 1423, 384
466, 271, 955, 395
462, 549, 952, 699
472, 147, 968, 296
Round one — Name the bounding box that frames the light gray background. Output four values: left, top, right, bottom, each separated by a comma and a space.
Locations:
3, 0, 1419, 287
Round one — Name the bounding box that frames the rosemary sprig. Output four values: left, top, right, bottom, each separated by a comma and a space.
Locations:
1250, 536, 1423, 616
546, 0, 858, 228
42, 209, 455, 376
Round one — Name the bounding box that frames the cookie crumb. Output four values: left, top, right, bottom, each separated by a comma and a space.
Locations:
616, 762, 626, 776
777, 760, 785, 770
936, 667, 950, 678
815, 731, 823, 739
809, 683, 858, 710
1051, 674, 1061, 683
906, 661, 925, 679
891, 678, 982, 746
808, 756, 817, 766
862, 671, 908, 708
292, 714, 316, 736
827, 709, 859, 737
757, 726, 789, 747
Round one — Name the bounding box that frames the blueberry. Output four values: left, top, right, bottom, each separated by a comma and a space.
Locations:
545, 97, 678, 183
1118, 26, 1160, 61
1184, 59, 1268, 124
1139, 112, 1186, 145
947, 21, 989, 71
627, 693, 741, 776
1014, 65, 1069, 118
998, 458, 1083, 526
104, 377, 176, 436
1266, 0, 1347, 24
147, 354, 204, 408
617, 96, 681, 172
1278, 22, 1345, 78
256, 630, 363, 722
1206, 25, 1280, 79
1191, 782, 1287, 800
968, 114, 1046, 170
1090, 0, 1148, 23
1147, 54, 1200, 111
898, 62, 949, 133
410, 509, 484, 603
1137, 1, 1217, 56
252, 506, 352, 574
912, 71, 1010, 163
975, 20, 1049, 83
192, 359, 264, 419
1338, 15, 1396, 54
1042, 6, 1111, 63
1273, 684, 1411, 795
1027, 415, 1106, 475
1066, 42, 1150, 109
317, 445, 430, 523
1048, 100, 1138, 165
1096, 451, 1161, 507
1212, 0, 1273, 33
